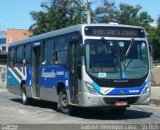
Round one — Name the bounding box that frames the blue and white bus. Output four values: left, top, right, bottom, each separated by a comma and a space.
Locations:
7, 24, 151, 114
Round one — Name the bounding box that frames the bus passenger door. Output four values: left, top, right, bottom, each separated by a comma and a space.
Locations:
70, 41, 81, 103
32, 46, 41, 97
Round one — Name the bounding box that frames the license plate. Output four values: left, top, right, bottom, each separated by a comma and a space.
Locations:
115, 101, 128, 106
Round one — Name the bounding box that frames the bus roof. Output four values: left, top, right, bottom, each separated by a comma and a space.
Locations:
9, 24, 144, 47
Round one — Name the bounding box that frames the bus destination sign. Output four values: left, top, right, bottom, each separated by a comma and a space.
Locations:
85, 26, 145, 38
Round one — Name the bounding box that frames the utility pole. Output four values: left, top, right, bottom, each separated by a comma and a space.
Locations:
87, 0, 91, 24
79, 0, 92, 24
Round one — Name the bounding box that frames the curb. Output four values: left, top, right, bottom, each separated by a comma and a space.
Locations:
150, 99, 160, 106
0, 88, 7, 92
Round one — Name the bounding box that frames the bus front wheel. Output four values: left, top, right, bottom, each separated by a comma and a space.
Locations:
59, 89, 74, 115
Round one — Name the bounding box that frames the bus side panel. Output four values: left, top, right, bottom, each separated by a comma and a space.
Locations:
7, 68, 21, 96
25, 66, 32, 98
39, 65, 69, 102
7, 66, 32, 97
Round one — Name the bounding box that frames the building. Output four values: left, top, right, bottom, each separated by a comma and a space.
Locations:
6, 29, 32, 52
0, 31, 7, 66
0, 29, 32, 86
0, 29, 32, 64
0, 31, 6, 53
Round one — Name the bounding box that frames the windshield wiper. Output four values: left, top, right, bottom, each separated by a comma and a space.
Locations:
120, 44, 127, 72
125, 38, 134, 57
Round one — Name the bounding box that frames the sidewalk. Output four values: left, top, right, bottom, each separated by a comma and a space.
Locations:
0, 86, 7, 92
151, 86, 160, 105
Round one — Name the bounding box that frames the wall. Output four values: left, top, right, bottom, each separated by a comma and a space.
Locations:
151, 67, 160, 86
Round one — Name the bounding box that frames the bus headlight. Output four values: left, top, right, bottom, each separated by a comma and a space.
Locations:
142, 82, 151, 94
85, 82, 99, 95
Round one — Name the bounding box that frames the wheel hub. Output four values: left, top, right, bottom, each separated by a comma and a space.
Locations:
61, 94, 68, 108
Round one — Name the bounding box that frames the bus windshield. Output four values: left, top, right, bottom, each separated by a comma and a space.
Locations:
85, 39, 149, 80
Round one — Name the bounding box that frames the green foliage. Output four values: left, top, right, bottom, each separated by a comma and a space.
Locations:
94, 1, 160, 59
29, 0, 86, 35
152, 18, 160, 59
118, 4, 142, 25
94, 0, 119, 23
29, 0, 160, 59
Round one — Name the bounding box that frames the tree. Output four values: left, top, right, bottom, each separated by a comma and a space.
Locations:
94, 1, 154, 26
29, 0, 86, 35
94, 0, 119, 23
117, 4, 142, 25
29, 0, 160, 59
152, 17, 160, 59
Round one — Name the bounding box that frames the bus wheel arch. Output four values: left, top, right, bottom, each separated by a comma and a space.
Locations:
56, 82, 66, 96
56, 82, 73, 114
20, 80, 26, 92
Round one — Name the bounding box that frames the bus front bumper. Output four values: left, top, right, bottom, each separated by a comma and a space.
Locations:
78, 91, 150, 107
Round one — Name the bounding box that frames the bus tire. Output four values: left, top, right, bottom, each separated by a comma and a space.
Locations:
21, 85, 28, 105
59, 89, 74, 115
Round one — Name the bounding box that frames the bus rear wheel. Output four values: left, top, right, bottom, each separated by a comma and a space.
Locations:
21, 85, 28, 105
59, 89, 74, 115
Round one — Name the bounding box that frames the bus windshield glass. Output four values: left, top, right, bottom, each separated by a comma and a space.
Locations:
85, 39, 149, 79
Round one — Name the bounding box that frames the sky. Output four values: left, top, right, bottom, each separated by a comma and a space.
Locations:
115, 0, 160, 21
0, 0, 160, 30
0, 0, 43, 30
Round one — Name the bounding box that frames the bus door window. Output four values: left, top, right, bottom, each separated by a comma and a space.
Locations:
24, 45, 31, 65
32, 45, 42, 97
70, 40, 81, 103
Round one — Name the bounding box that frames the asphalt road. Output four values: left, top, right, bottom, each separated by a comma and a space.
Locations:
0, 89, 160, 130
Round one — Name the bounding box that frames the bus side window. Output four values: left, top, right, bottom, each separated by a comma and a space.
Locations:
25, 45, 31, 65
43, 39, 54, 65
9, 48, 15, 67
16, 46, 23, 66
52, 52, 58, 64
14, 48, 17, 67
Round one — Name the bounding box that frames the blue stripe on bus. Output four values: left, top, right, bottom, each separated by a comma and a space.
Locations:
7, 69, 20, 85
92, 81, 146, 95
107, 82, 146, 95
25, 67, 32, 86
39, 65, 69, 89
7, 66, 69, 89
91, 82, 103, 94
